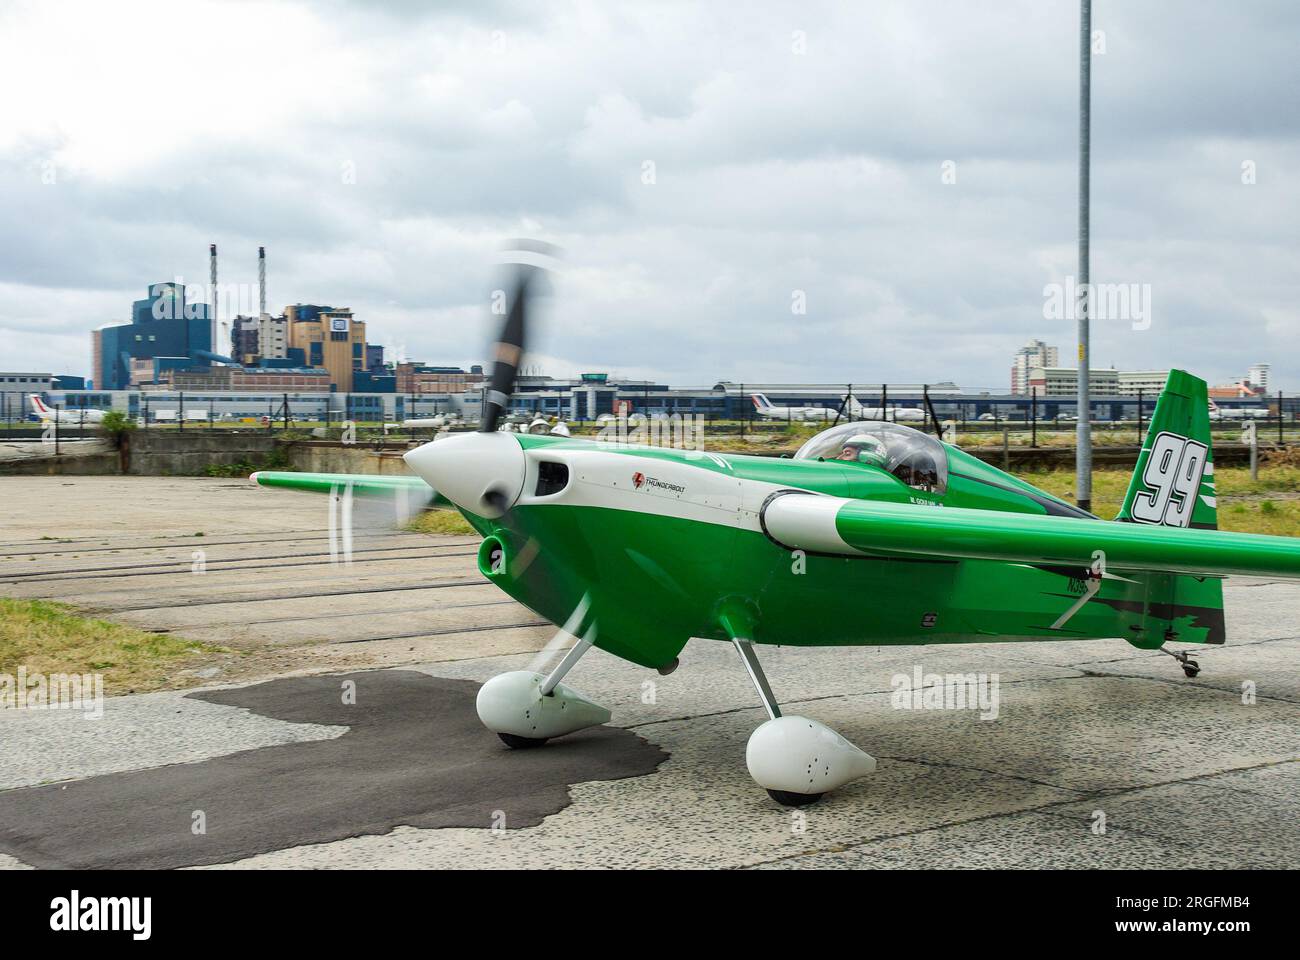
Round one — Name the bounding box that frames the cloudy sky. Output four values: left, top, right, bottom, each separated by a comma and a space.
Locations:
1, 0, 1296, 390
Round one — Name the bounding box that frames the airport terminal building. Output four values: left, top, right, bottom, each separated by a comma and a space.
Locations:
16, 369, 1276, 427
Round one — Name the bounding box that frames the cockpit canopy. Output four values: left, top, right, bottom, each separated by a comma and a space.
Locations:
794, 421, 948, 494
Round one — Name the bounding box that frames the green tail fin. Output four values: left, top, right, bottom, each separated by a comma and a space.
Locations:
1119, 371, 1225, 648
1117, 369, 1217, 531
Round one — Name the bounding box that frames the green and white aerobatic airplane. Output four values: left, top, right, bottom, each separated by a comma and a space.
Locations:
252, 259, 1300, 806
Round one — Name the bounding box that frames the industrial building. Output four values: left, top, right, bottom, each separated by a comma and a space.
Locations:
395, 363, 485, 394
50, 254, 1281, 428
92, 246, 389, 398
283, 304, 366, 392
93, 282, 231, 391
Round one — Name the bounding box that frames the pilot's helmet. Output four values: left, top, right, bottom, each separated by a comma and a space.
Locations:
843, 434, 889, 468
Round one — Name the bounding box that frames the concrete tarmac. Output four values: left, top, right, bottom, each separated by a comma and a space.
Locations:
0, 476, 1297, 869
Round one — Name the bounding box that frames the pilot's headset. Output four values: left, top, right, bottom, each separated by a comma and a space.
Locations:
845, 434, 889, 468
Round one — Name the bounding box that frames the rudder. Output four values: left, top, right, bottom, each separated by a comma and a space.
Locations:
1117, 369, 1217, 531
1118, 370, 1225, 647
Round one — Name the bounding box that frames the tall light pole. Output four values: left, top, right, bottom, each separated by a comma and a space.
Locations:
1075, 0, 1093, 512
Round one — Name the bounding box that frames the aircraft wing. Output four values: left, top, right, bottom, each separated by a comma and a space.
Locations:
251, 470, 448, 506
762, 494, 1300, 579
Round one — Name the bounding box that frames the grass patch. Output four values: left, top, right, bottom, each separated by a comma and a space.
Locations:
202, 445, 293, 478
1221, 500, 1300, 537
0, 598, 230, 695
1019, 465, 1300, 537
406, 508, 476, 536
1212, 462, 1300, 497
1014, 468, 1128, 518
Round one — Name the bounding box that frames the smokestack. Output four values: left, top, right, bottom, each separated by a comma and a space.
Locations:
209, 243, 218, 351
258, 246, 267, 317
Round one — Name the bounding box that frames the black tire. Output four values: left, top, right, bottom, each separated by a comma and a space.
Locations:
1183, 663, 1200, 678
497, 732, 549, 749
766, 789, 823, 807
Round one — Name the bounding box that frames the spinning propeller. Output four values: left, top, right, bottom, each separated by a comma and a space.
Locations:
403, 241, 598, 671
479, 265, 532, 434
475, 245, 598, 671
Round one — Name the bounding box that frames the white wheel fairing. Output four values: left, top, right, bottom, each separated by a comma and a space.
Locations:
476, 670, 611, 740
745, 715, 877, 795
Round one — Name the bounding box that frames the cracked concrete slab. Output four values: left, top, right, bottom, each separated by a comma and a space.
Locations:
762, 762, 1300, 869
0, 687, 345, 791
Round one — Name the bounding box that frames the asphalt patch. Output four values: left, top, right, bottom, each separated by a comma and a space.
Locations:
0, 670, 667, 869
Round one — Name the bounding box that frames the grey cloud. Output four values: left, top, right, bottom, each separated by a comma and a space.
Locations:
0, 0, 1295, 390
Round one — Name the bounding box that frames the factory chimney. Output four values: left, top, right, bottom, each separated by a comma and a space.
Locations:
208, 243, 218, 352
258, 246, 267, 318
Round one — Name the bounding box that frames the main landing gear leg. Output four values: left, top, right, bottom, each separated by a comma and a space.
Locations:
731, 638, 877, 807
1159, 645, 1201, 678
476, 626, 611, 749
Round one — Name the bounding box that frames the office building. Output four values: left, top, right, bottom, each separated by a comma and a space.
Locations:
1026, 367, 1120, 397
1116, 370, 1170, 397
1011, 340, 1059, 395
1248, 363, 1270, 395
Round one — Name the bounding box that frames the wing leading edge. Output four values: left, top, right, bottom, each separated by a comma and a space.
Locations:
251, 470, 446, 505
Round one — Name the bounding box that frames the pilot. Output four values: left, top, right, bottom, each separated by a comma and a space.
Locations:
893, 451, 940, 490
836, 434, 890, 468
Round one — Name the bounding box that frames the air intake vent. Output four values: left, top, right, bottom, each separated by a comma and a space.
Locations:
535, 461, 569, 496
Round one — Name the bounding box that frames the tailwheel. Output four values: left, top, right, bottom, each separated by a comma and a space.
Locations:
766, 789, 823, 808
1160, 645, 1203, 679
497, 732, 549, 750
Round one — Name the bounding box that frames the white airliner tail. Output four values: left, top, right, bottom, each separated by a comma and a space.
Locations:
28, 394, 107, 424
